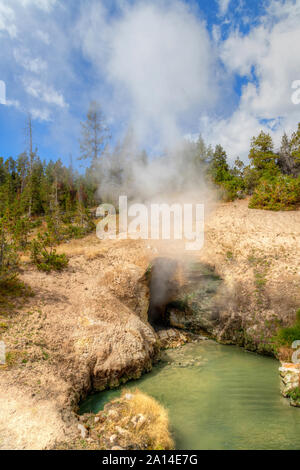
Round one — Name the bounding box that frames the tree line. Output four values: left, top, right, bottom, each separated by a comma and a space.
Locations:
206, 124, 300, 210
0, 101, 299, 282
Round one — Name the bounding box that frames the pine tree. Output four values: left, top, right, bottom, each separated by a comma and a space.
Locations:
232, 157, 245, 178
248, 131, 278, 174
209, 145, 230, 183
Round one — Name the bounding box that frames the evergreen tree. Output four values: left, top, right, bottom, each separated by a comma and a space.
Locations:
209, 145, 230, 183
248, 131, 278, 174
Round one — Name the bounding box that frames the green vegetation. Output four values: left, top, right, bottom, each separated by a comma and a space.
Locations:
30, 234, 68, 272
0, 107, 299, 288
287, 387, 300, 402
249, 175, 300, 211
5, 350, 28, 368
273, 309, 300, 347
206, 124, 300, 210
0, 105, 103, 282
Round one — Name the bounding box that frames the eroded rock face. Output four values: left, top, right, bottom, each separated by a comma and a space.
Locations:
0, 238, 163, 449
2, 200, 300, 448
91, 318, 160, 391
166, 261, 222, 334
156, 328, 194, 349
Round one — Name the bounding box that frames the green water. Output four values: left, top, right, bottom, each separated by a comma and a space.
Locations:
80, 341, 300, 450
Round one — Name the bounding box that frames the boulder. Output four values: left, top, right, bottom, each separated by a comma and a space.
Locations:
279, 363, 300, 397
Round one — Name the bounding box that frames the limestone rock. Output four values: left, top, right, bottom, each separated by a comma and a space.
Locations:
124, 393, 133, 401
115, 426, 129, 436
77, 424, 87, 439
108, 409, 119, 419
131, 413, 146, 429
279, 363, 300, 397
109, 434, 118, 444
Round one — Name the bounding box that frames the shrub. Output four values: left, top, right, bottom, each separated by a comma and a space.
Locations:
274, 309, 300, 347
30, 218, 43, 229
249, 176, 300, 211
30, 233, 68, 272
220, 177, 245, 202
12, 216, 31, 250
287, 387, 300, 402
64, 224, 91, 240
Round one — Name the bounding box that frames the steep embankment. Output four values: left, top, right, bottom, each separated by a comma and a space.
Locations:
150, 198, 300, 354
0, 199, 299, 449
203, 199, 300, 352
0, 237, 158, 449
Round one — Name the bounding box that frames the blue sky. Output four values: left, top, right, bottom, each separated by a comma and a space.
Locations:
0, 0, 299, 169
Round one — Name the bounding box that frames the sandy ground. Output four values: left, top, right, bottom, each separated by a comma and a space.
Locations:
0, 198, 299, 449
0, 237, 157, 449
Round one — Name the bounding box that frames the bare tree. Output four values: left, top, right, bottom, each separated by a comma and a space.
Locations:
79, 101, 110, 167
25, 113, 36, 218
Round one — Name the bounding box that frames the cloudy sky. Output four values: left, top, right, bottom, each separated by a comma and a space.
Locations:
0, 0, 300, 166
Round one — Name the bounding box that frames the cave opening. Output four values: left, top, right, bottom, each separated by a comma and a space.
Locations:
147, 257, 179, 330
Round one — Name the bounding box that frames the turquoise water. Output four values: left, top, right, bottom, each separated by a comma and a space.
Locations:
80, 341, 300, 450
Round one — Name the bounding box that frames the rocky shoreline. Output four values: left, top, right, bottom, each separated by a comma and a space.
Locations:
279, 363, 300, 407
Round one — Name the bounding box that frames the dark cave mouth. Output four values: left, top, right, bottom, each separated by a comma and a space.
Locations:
147, 257, 180, 329
146, 257, 223, 331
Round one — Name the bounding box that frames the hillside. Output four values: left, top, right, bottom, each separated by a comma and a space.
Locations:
0, 199, 299, 449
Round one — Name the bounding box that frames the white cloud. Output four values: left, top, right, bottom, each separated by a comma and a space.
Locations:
30, 107, 51, 121
19, 0, 57, 12
1, 0, 300, 163
23, 78, 67, 108
6, 99, 21, 109
217, 0, 231, 16
203, 0, 300, 162
0, 2, 17, 38
14, 48, 47, 73
35, 29, 50, 44
78, 0, 219, 147
0, 0, 70, 125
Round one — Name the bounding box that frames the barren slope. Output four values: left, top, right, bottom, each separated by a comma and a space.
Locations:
0, 199, 299, 449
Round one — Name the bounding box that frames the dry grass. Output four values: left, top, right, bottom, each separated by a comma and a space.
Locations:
88, 389, 174, 450
125, 389, 174, 450
56, 234, 104, 260
278, 346, 293, 362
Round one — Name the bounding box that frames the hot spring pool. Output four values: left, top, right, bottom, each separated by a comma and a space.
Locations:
80, 340, 300, 450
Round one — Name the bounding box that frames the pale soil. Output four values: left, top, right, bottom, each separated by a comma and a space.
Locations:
0, 237, 157, 449
0, 199, 299, 449
201, 199, 300, 347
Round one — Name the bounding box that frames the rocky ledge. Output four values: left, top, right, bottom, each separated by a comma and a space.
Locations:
279, 363, 300, 407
